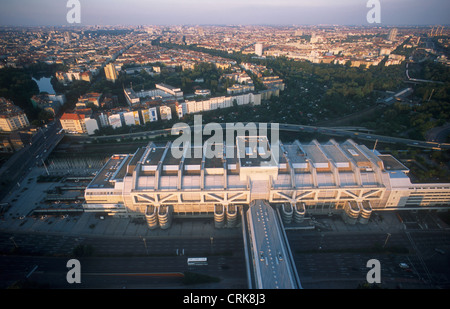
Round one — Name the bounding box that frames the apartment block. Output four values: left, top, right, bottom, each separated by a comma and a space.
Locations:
0, 98, 30, 132
60, 113, 87, 134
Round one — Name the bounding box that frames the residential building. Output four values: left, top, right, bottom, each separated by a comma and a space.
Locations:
227, 84, 255, 95
97, 112, 110, 127
60, 112, 86, 134
194, 89, 211, 97
184, 92, 261, 114
80, 71, 92, 82
123, 110, 141, 126
84, 118, 99, 135
105, 63, 118, 82
77, 92, 102, 107
159, 105, 172, 120
176, 102, 185, 119
108, 113, 123, 129
255, 43, 263, 56
124, 87, 140, 107
142, 107, 158, 123
261, 76, 285, 91
0, 98, 30, 132
155, 83, 184, 99
388, 28, 398, 41
385, 54, 406, 66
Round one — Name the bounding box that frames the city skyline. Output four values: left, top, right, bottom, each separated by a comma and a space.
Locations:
0, 0, 449, 27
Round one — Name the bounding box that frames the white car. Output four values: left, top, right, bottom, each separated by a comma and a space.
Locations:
399, 263, 410, 269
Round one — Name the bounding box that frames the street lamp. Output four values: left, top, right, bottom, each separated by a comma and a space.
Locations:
383, 233, 391, 248
142, 237, 148, 255
42, 159, 49, 175
10, 236, 18, 248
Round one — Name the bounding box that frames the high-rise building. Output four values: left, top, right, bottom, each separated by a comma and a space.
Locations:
255, 43, 263, 57
388, 28, 398, 41
0, 98, 30, 132
105, 63, 118, 83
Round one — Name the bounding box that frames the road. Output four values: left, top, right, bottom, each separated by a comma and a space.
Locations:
0, 232, 247, 289
247, 200, 299, 289
0, 255, 246, 289
286, 229, 450, 289
1, 208, 449, 289
2, 222, 448, 289
276, 123, 447, 150
405, 50, 445, 85
66, 122, 449, 150
0, 120, 64, 200
426, 123, 450, 143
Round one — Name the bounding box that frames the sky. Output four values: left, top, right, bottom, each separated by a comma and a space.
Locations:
0, 0, 449, 26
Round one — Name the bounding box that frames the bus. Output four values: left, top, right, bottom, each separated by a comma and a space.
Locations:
187, 257, 208, 266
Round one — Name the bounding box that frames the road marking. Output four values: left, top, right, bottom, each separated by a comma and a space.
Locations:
26, 265, 39, 278
83, 272, 184, 277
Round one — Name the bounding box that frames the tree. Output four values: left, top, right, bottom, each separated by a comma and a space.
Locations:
38, 109, 54, 123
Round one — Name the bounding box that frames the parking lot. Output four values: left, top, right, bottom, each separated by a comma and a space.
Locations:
0, 166, 242, 239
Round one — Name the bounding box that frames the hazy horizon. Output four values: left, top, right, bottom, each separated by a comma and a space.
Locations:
0, 0, 449, 27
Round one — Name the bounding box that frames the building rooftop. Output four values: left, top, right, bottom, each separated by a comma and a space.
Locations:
0, 98, 26, 117
302, 142, 329, 168
340, 141, 371, 166
142, 145, 166, 166
378, 154, 409, 172
236, 136, 276, 168
60, 113, 85, 121
85, 138, 415, 193
88, 154, 129, 189
320, 142, 350, 164
156, 83, 181, 91
282, 143, 308, 165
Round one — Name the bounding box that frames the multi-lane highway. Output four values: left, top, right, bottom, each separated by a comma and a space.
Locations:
0, 232, 247, 289
0, 120, 64, 200
68, 122, 449, 150
246, 200, 301, 289
276, 123, 448, 150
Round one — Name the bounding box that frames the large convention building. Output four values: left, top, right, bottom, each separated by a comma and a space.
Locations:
83, 136, 450, 229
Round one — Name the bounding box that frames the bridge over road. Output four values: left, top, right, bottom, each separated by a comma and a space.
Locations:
243, 199, 302, 289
